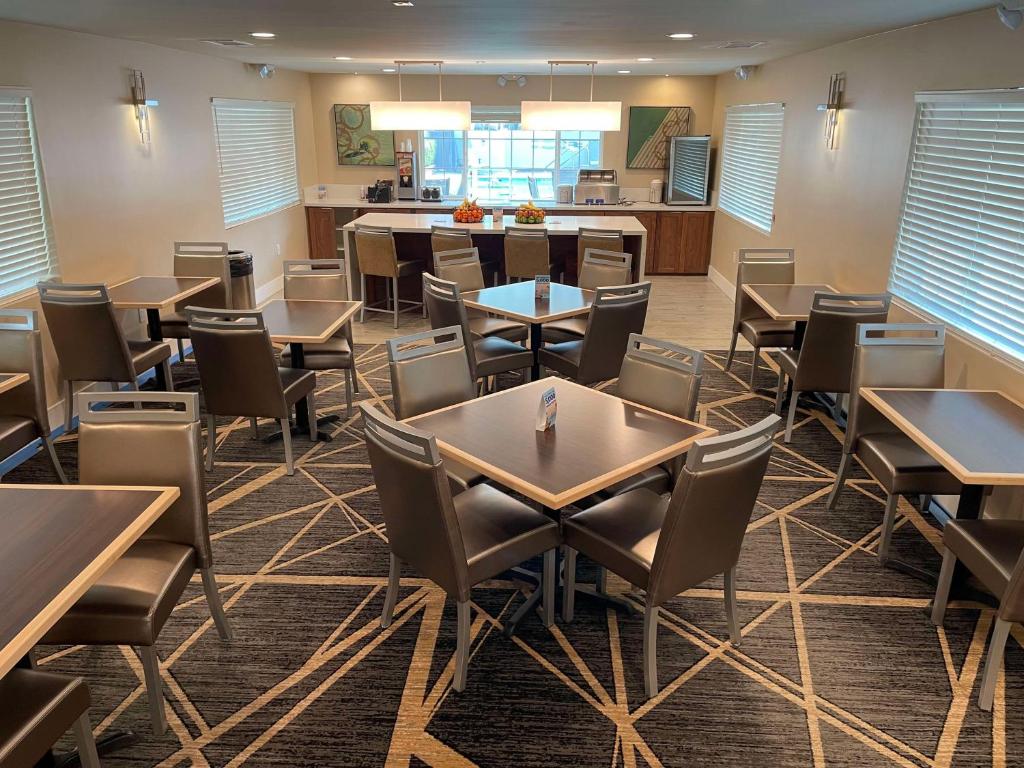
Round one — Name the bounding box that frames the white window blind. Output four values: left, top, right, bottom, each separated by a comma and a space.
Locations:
0, 90, 58, 299
212, 98, 300, 227
718, 102, 784, 233
889, 90, 1024, 362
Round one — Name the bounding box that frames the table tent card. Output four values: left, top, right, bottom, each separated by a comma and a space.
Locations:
536, 386, 557, 432
535, 275, 551, 299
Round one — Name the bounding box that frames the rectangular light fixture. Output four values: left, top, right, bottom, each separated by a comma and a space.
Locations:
370, 100, 471, 130
520, 101, 621, 131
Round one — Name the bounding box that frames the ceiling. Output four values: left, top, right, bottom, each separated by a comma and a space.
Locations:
0, 0, 996, 76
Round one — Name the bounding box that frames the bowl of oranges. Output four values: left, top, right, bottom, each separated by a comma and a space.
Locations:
514, 201, 546, 225
452, 199, 484, 224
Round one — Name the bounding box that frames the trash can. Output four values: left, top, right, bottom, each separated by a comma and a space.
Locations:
228, 250, 255, 309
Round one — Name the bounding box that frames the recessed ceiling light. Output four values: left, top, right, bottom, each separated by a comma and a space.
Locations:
392, 1, 415, 5
382, 68, 396, 72
637, 57, 654, 62
249, 32, 275, 39
334, 56, 352, 60
617, 70, 631, 74
667, 32, 695, 39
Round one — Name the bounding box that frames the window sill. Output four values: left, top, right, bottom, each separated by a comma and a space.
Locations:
717, 207, 772, 236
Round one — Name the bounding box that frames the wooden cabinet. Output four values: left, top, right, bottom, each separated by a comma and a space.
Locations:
651, 210, 714, 275
306, 207, 337, 261
631, 211, 658, 275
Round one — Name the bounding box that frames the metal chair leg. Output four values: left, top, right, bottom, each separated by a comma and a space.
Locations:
978, 618, 1011, 711
724, 332, 738, 371
205, 414, 216, 472
176, 338, 186, 363
138, 646, 167, 735
931, 548, 957, 626
200, 567, 233, 641
281, 418, 294, 475
345, 368, 353, 416
63, 380, 74, 431
826, 453, 852, 512
381, 553, 400, 628
542, 549, 555, 628
643, 604, 660, 699
454, 599, 471, 692
307, 392, 317, 441
250, 417, 259, 438
72, 712, 101, 768
359, 274, 367, 322
161, 358, 174, 392
596, 565, 607, 595
392, 277, 399, 329
724, 567, 741, 644
561, 547, 577, 623
879, 493, 899, 564
774, 370, 786, 415
784, 388, 799, 442
748, 347, 760, 389
42, 434, 68, 484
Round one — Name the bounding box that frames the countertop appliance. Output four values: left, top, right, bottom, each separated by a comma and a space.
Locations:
649, 179, 664, 203
556, 184, 573, 204
366, 180, 393, 203
396, 151, 417, 200
664, 136, 711, 205
573, 168, 620, 205
420, 186, 442, 201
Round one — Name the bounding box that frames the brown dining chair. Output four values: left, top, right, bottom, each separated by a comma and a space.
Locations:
159, 241, 231, 362
431, 225, 500, 287
362, 403, 560, 692
774, 292, 891, 443
40, 391, 232, 736
562, 414, 780, 699
931, 519, 1024, 711
434, 248, 527, 342
0, 309, 66, 482
279, 259, 358, 417
576, 227, 624, 281
724, 248, 796, 389
38, 282, 174, 431
354, 224, 422, 328
539, 282, 652, 385
542, 248, 633, 344
187, 307, 317, 475
504, 227, 550, 282
387, 325, 485, 494
422, 273, 532, 392
826, 323, 959, 563
0, 669, 100, 768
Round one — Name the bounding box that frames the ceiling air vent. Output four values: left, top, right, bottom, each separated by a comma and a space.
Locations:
201, 39, 255, 47
707, 41, 765, 50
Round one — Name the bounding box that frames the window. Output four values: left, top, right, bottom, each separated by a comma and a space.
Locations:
212, 98, 300, 227
0, 89, 58, 299
889, 89, 1024, 362
422, 109, 602, 202
717, 102, 785, 233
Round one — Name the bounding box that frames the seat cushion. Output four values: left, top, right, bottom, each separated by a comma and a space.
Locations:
596, 465, 672, 500
280, 338, 353, 370
563, 488, 669, 589
944, 519, 1024, 609
473, 337, 533, 379
445, 458, 487, 495
0, 669, 90, 768
469, 316, 529, 343
739, 318, 796, 348
279, 367, 317, 406
538, 340, 583, 379
128, 340, 171, 375
541, 317, 587, 344
0, 416, 38, 461
857, 433, 963, 495
454, 484, 560, 586
396, 259, 421, 277
40, 541, 196, 647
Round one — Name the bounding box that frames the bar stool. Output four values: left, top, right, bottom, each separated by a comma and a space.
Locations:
354, 224, 422, 328
504, 227, 550, 283
159, 241, 231, 362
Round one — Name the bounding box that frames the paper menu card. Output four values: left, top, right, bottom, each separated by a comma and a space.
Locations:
536, 386, 557, 432
535, 275, 551, 299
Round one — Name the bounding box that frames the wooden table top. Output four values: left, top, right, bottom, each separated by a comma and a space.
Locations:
0, 484, 180, 678
260, 298, 362, 344
407, 377, 716, 508
462, 281, 596, 324
0, 372, 29, 395
742, 283, 836, 321
343, 212, 648, 236
108, 276, 221, 310
860, 388, 1024, 486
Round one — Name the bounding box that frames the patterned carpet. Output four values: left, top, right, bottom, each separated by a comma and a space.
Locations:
9, 345, 1023, 767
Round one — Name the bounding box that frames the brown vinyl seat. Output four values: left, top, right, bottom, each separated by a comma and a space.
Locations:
0, 668, 100, 768
361, 403, 559, 692
387, 326, 486, 494
539, 282, 652, 385
38, 282, 174, 431
422, 273, 532, 392
543, 248, 633, 344
433, 248, 528, 342
431, 225, 500, 287
932, 520, 1024, 711
0, 309, 67, 482
825, 323, 960, 561
187, 307, 317, 475
158, 241, 231, 362
503, 227, 551, 282
774, 292, 891, 443
40, 392, 232, 736
724, 249, 797, 389
562, 414, 779, 699
354, 224, 422, 328
278, 259, 359, 416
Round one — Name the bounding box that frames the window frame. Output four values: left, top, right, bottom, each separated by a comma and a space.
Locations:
716, 102, 785, 234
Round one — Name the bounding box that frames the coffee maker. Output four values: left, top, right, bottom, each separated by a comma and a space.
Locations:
366, 179, 394, 203
396, 151, 417, 200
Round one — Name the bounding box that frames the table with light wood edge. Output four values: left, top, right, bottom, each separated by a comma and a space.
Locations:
0, 372, 29, 396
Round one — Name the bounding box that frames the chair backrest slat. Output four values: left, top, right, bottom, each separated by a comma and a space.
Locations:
433, 247, 486, 292
616, 334, 703, 421
387, 326, 477, 419
576, 282, 652, 384
732, 248, 796, 329
504, 227, 550, 279
283, 259, 348, 301
579, 248, 632, 291
431, 225, 473, 257
0, 308, 48, 430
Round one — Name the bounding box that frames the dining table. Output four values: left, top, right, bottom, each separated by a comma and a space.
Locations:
741, 283, 836, 347
0, 372, 29, 395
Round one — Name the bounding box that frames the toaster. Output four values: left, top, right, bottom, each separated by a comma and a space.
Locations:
573, 169, 619, 205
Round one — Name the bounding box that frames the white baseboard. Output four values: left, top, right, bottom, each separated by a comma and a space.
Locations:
707, 264, 734, 299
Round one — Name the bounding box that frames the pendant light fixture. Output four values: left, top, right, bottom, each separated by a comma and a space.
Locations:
370, 61, 471, 130
521, 61, 621, 131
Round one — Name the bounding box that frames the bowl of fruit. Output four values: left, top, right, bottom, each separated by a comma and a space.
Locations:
452, 199, 484, 224
514, 201, 546, 225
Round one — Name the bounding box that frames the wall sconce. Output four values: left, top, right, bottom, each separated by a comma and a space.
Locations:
129, 69, 159, 145
816, 73, 845, 150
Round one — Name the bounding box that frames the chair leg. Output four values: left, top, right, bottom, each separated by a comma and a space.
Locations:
306, 392, 317, 441
879, 493, 899, 564
42, 434, 68, 484
176, 338, 186, 362
826, 453, 852, 512
724, 332, 738, 371
161, 359, 174, 392
454, 599, 471, 692
978, 618, 1011, 711
359, 274, 366, 322
250, 417, 259, 438
381, 553, 400, 628
920, 494, 933, 513
392, 277, 399, 329
931, 548, 957, 626
561, 547, 577, 623
349, 358, 359, 394
724, 567, 741, 645
345, 368, 353, 416
205, 414, 216, 472
774, 370, 786, 415
596, 565, 607, 595
784, 389, 799, 443
748, 347, 760, 389
542, 548, 555, 628
138, 646, 167, 735
63, 380, 74, 431
200, 567, 233, 641
281, 418, 294, 475
71, 712, 101, 768
643, 605, 660, 699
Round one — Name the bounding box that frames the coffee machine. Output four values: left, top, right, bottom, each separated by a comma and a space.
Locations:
396, 151, 417, 200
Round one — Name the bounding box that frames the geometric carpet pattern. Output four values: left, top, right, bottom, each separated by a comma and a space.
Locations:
8, 346, 1023, 767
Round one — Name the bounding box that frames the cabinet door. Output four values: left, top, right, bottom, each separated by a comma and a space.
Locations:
653, 212, 684, 273
306, 207, 337, 260
680, 211, 714, 275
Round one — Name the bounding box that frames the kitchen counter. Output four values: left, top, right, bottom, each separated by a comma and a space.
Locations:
304, 194, 713, 213
341, 211, 647, 235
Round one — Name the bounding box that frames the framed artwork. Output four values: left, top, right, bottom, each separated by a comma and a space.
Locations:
626, 106, 692, 169
334, 104, 395, 166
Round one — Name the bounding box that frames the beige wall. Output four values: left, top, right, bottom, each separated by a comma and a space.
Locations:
309, 73, 718, 193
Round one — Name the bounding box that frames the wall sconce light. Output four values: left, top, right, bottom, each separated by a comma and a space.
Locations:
129, 69, 159, 145
816, 72, 845, 150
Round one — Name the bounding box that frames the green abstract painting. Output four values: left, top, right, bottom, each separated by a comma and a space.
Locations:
626, 106, 691, 169
334, 104, 395, 166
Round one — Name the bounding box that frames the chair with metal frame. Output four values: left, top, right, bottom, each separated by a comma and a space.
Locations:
362, 402, 560, 692
503, 227, 551, 283
354, 224, 422, 328
562, 414, 779, 699
39, 391, 232, 736
825, 323, 960, 562
0, 308, 67, 482
724, 248, 797, 389
433, 248, 528, 342
38, 281, 174, 431
159, 241, 231, 362
187, 307, 317, 475
542, 248, 633, 344
576, 227, 624, 281
774, 292, 891, 443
